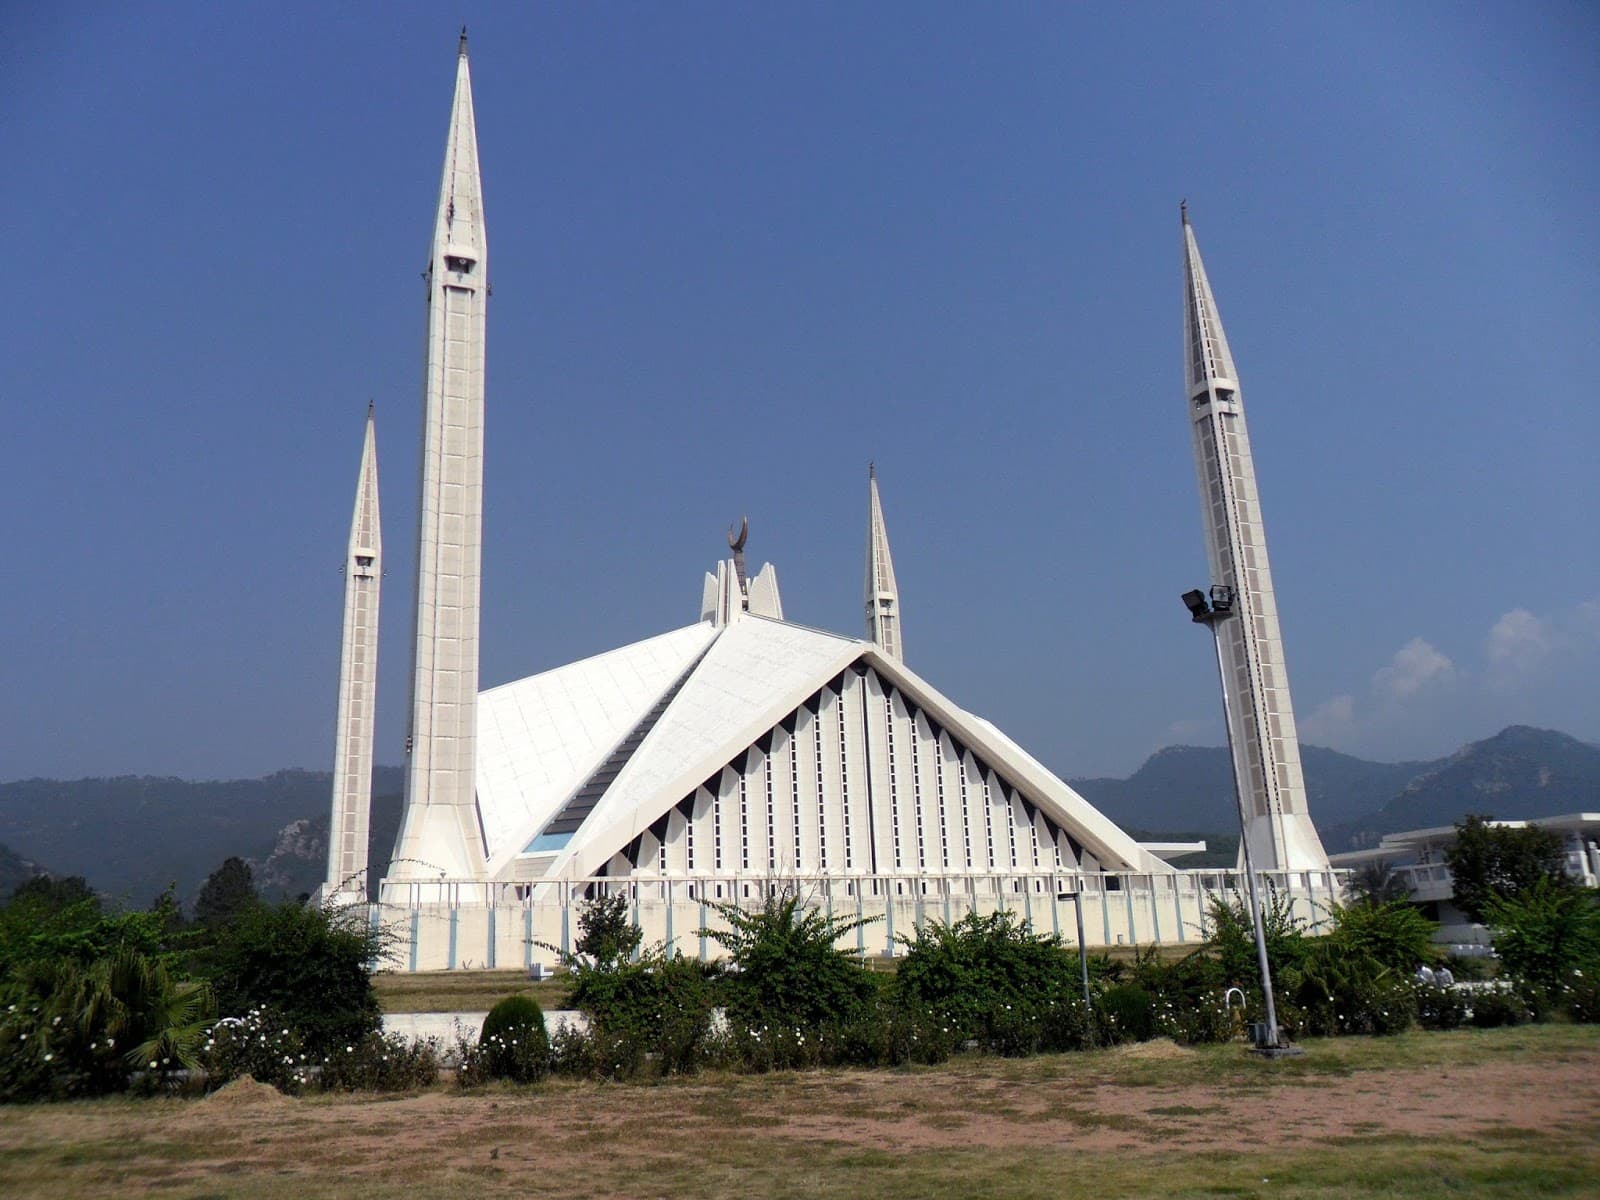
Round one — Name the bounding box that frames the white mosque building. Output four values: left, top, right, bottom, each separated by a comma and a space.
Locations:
320, 35, 1338, 971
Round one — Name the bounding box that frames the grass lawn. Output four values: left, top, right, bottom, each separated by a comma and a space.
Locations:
3, 1024, 1596, 1199
373, 967, 573, 1013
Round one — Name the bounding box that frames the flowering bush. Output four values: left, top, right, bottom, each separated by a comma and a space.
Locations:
203, 901, 386, 1057
320, 1031, 441, 1092
1562, 971, 1600, 1023
458, 994, 549, 1085
1466, 984, 1531, 1029
1, 945, 212, 1102
200, 1007, 311, 1094
566, 953, 719, 1077
1415, 983, 1468, 1031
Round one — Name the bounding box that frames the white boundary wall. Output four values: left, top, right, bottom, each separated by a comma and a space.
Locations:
366, 869, 1345, 973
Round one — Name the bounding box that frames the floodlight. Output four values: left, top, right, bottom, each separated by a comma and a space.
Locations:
1181, 589, 1209, 620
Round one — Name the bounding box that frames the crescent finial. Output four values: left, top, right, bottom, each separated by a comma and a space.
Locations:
728, 515, 748, 553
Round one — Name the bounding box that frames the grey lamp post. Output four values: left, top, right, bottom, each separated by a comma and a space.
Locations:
1056, 882, 1094, 1012
1181, 585, 1289, 1054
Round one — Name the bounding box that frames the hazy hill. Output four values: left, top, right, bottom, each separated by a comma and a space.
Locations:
1069, 744, 1422, 837
0, 768, 402, 904
1078, 726, 1598, 854
1321, 726, 1600, 851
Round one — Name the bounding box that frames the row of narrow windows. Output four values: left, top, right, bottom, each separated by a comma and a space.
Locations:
612, 667, 1086, 879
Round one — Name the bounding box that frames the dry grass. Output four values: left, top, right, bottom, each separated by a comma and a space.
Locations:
3, 1025, 1597, 1198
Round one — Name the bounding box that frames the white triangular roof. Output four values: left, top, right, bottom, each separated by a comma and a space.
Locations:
546, 617, 863, 880
476, 622, 716, 871
517, 616, 1166, 880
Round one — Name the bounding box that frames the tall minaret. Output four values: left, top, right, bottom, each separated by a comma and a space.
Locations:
387, 30, 489, 888
321, 405, 382, 902
864, 463, 904, 662
1181, 207, 1328, 872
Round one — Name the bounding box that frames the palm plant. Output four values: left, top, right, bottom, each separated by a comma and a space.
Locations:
1345, 860, 1413, 908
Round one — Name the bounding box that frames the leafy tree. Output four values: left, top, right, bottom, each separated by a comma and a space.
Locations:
8, 874, 97, 909
573, 893, 643, 967
1484, 878, 1600, 990
706, 891, 878, 1030
206, 900, 385, 1054
1, 884, 183, 976
1445, 814, 1571, 922
1203, 888, 1307, 987
194, 857, 257, 927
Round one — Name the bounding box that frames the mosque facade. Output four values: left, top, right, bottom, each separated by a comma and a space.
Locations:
323, 37, 1338, 970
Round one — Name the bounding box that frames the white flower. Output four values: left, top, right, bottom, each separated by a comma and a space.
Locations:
150, 1061, 158, 1069
43, 1053, 53, 1062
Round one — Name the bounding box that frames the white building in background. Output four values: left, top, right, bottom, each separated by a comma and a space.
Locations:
1329, 815, 1600, 950
1181, 208, 1329, 874
329, 37, 1342, 970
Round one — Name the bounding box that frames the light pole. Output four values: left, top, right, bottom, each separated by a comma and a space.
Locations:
1056, 882, 1094, 1012
1181, 585, 1292, 1054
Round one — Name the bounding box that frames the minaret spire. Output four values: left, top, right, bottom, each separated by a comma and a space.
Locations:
320, 406, 383, 903
1182, 212, 1327, 872
864, 463, 903, 662
385, 36, 490, 893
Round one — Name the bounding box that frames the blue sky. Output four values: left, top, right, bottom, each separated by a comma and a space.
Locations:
2, 2, 1596, 783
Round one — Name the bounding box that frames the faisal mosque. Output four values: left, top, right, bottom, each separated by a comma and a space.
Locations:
315, 35, 1338, 970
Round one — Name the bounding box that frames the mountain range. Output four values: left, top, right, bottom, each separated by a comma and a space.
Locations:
1, 726, 1595, 905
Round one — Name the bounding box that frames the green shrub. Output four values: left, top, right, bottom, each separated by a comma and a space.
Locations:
1100, 983, 1157, 1043
1321, 900, 1438, 973
320, 1031, 440, 1092
567, 953, 718, 1076
1287, 943, 1415, 1038
1466, 985, 1531, 1028
572, 894, 643, 968
200, 1006, 310, 1094
1, 945, 213, 1102
1204, 889, 1308, 988
1128, 949, 1238, 1046
1415, 984, 1468, 1030
205, 901, 385, 1056
1563, 973, 1600, 1023
467, 994, 549, 1084
1484, 880, 1600, 991
895, 911, 1086, 1047
706, 892, 878, 1032
1444, 954, 1494, 982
